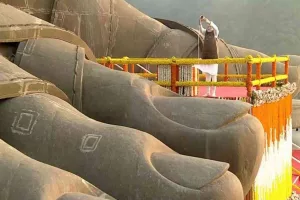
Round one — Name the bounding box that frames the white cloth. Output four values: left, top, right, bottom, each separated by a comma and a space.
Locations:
193, 64, 218, 76
199, 21, 219, 38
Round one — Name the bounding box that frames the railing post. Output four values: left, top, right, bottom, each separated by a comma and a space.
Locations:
156, 65, 158, 80
123, 57, 128, 72
256, 63, 262, 90
256, 55, 262, 90
100, 57, 106, 66
105, 63, 111, 69
284, 57, 289, 84
272, 55, 277, 87
123, 64, 128, 72
104, 57, 113, 69
171, 57, 178, 93
104, 56, 110, 68
224, 63, 229, 81
246, 56, 253, 97
130, 64, 135, 73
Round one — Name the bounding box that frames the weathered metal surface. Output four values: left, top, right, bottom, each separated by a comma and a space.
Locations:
0, 3, 96, 61
0, 54, 69, 102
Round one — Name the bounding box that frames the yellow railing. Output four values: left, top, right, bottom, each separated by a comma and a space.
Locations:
136, 73, 275, 80
97, 55, 289, 65
251, 75, 288, 86
97, 55, 290, 97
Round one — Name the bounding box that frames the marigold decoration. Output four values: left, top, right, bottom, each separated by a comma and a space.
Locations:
251, 83, 296, 106
245, 86, 294, 200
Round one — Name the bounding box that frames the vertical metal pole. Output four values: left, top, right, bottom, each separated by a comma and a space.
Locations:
171, 63, 177, 92
272, 61, 276, 87
123, 64, 128, 72
224, 63, 229, 81
256, 63, 261, 90
284, 59, 289, 84
247, 62, 253, 97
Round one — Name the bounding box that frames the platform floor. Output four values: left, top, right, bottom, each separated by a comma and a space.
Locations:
293, 149, 300, 193
196, 86, 271, 98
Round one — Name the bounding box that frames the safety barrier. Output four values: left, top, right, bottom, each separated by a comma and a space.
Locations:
97, 55, 289, 98
97, 55, 295, 200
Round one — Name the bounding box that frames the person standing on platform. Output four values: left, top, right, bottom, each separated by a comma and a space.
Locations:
194, 16, 219, 97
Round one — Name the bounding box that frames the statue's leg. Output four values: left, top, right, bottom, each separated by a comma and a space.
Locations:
13, 38, 264, 195
0, 139, 113, 200
0, 93, 243, 200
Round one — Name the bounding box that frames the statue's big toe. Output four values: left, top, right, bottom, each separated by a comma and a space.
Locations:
150, 152, 243, 199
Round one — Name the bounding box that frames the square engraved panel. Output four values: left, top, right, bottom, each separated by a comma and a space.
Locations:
11, 109, 39, 135
80, 134, 102, 153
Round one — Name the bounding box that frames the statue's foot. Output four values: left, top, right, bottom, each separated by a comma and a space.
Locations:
0, 139, 112, 200
14, 38, 264, 194
0, 93, 243, 200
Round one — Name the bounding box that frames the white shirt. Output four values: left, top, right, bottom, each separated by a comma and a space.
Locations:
199, 21, 219, 38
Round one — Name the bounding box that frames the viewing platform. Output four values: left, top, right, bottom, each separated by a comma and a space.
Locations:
97, 55, 289, 100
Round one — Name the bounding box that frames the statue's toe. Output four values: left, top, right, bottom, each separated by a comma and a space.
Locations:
151, 152, 243, 200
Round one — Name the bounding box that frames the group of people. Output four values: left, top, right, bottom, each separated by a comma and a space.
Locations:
193, 16, 219, 97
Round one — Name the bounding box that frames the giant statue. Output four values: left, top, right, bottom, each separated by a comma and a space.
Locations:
0, 0, 298, 199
